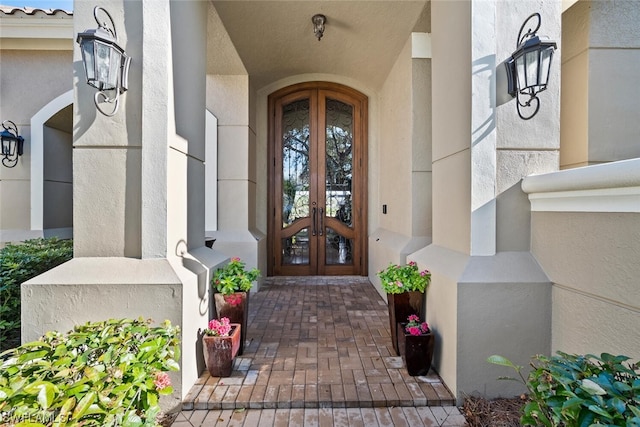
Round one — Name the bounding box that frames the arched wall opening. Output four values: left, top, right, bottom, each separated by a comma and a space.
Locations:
30, 90, 73, 239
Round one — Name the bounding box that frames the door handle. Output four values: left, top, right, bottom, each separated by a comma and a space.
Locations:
312, 207, 317, 236
319, 208, 324, 236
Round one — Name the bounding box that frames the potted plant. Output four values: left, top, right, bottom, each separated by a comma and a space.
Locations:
377, 260, 431, 355
211, 257, 260, 355
396, 314, 435, 376
202, 317, 241, 377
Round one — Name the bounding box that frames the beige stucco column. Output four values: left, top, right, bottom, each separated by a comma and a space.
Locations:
561, 0, 640, 168
410, 0, 561, 403
205, 72, 266, 281
368, 12, 433, 287
22, 0, 228, 407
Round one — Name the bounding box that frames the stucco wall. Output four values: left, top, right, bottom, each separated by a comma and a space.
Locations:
205, 74, 264, 277
561, 0, 640, 168
369, 33, 432, 294
379, 37, 413, 237
206, 74, 252, 232
532, 211, 640, 360
0, 49, 72, 243
0, 50, 72, 122
72, 0, 141, 258
431, 0, 471, 254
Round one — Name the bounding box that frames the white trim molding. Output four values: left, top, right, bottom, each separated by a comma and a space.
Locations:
522, 158, 640, 213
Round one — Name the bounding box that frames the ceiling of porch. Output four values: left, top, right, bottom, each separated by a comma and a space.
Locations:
208, 0, 430, 91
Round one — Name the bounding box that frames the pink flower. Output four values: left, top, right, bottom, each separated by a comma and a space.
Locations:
207, 317, 232, 336
396, 281, 403, 288
231, 257, 241, 262
405, 314, 429, 335
154, 372, 171, 391
420, 271, 428, 277
407, 326, 421, 336
224, 294, 243, 307
408, 261, 416, 266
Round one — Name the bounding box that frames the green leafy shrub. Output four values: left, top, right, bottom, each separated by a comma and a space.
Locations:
488, 352, 640, 426
0, 238, 73, 351
0, 318, 180, 426
211, 257, 260, 295
377, 261, 431, 294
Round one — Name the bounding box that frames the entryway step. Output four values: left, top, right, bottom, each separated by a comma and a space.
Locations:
181, 360, 455, 411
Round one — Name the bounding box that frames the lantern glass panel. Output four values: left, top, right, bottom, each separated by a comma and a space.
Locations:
1, 134, 17, 157
1, 138, 10, 156
81, 40, 96, 85
539, 46, 553, 87
515, 55, 526, 91
525, 50, 539, 89
95, 41, 119, 90
109, 50, 122, 90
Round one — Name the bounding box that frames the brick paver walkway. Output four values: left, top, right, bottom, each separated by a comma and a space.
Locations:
176, 277, 466, 426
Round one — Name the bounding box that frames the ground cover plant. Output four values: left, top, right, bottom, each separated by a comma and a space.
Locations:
0, 318, 180, 426
0, 238, 73, 351
488, 352, 640, 426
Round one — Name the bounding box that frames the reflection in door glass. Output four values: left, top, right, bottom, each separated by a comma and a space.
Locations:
282, 228, 310, 265
325, 227, 353, 265
325, 99, 353, 226
282, 99, 310, 228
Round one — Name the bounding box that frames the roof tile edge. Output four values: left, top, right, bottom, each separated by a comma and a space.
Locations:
0, 6, 72, 16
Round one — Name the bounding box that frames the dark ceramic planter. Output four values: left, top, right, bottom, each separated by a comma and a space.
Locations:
397, 322, 434, 376
214, 291, 249, 355
202, 324, 241, 377
387, 291, 425, 356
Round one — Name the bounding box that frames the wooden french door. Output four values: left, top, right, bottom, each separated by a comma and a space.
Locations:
268, 82, 368, 276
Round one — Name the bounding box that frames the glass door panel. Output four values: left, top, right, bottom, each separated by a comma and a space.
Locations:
282, 99, 310, 229
323, 98, 354, 266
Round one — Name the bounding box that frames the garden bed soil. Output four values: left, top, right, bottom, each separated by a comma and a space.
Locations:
462, 395, 526, 427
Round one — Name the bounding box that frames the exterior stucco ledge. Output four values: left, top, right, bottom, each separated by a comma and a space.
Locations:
21, 258, 184, 343
522, 158, 640, 212
23, 257, 181, 286
21, 257, 187, 409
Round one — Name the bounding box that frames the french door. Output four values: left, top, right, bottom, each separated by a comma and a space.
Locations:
268, 82, 368, 276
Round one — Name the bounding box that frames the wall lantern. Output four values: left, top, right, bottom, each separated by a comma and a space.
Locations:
505, 13, 557, 120
312, 14, 326, 41
76, 6, 131, 117
1, 121, 25, 168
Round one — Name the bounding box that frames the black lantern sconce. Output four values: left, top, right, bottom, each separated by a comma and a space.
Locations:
76, 6, 131, 117
1, 121, 25, 168
505, 13, 557, 120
